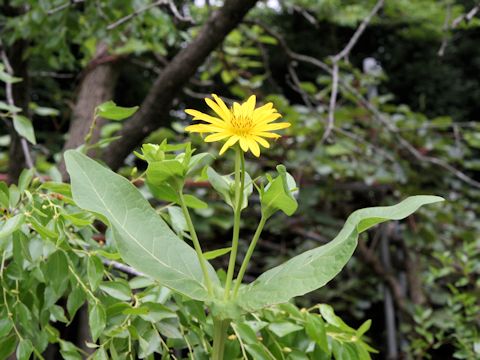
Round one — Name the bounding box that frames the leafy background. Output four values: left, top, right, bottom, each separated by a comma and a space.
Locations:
1, 0, 479, 359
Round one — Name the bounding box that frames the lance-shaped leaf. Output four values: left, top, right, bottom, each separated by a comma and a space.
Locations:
236, 195, 443, 312
64, 150, 219, 301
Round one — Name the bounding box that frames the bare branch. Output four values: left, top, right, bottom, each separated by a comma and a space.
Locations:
323, 61, 338, 143
47, 0, 85, 15
452, 2, 480, 28
249, 20, 480, 189
102, 258, 144, 277
0, 41, 35, 170
333, 0, 385, 63
107, 0, 193, 30
325, 0, 384, 142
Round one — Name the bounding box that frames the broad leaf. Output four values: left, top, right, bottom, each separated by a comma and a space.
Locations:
236, 196, 443, 312
65, 150, 219, 301
13, 115, 36, 145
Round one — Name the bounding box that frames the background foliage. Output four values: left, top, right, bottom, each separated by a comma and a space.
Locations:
1, 0, 479, 359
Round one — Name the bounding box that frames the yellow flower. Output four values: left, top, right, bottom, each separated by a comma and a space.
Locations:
185, 94, 290, 157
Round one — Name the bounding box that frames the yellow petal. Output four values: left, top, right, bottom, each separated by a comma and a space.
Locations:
257, 122, 291, 131
252, 131, 281, 139
253, 102, 273, 116
239, 137, 249, 152
252, 135, 270, 148
185, 109, 226, 127
243, 95, 256, 114
205, 98, 229, 121
205, 132, 231, 142
212, 94, 231, 120
219, 135, 239, 155
248, 138, 260, 157
185, 124, 216, 133
255, 113, 282, 125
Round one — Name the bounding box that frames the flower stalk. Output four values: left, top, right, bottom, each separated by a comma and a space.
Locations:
223, 146, 245, 300
178, 190, 214, 296
232, 214, 267, 297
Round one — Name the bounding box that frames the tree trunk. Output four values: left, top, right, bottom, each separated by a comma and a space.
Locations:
59, 43, 119, 180
101, 0, 259, 170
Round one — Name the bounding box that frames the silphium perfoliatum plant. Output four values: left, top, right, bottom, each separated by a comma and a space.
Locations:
65, 94, 444, 359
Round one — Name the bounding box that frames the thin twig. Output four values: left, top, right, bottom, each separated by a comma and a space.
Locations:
47, 0, 85, 15
324, 0, 384, 142
0, 41, 35, 170
323, 61, 338, 143
107, 0, 167, 30
333, 0, 385, 63
451, 2, 480, 28
438, 2, 452, 57
102, 258, 144, 277
249, 20, 480, 189
107, 0, 193, 30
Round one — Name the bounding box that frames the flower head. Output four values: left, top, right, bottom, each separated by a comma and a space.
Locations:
185, 94, 290, 157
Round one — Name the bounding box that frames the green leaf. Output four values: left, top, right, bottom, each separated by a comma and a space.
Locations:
204, 247, 231, 260
0, 214, 25, 240
99, 280, 131, 301
13, 114, 36, 144
0, 64, 22, 83
0, 182, 9, 208
0, 317, 13, 337
67, 286, 86, 320
261, 165, 297, 218
356, 319, 372, 337
0, 335, 17, 359
305, 314, 329, 354
207, 167, 253, 210
96, 100, 138, 121
89, 303, 106, 342
237, 196, 444, 312
87, 256, 104, 291
0, 101, 21, 113
18, 168, 35, 193
146, 159, 184, 186
65, 150, 219, 301
268, 322, 303, 337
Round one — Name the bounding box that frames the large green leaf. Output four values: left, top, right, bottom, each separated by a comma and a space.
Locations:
236, 195, 443, 312
64, 150, 219, 301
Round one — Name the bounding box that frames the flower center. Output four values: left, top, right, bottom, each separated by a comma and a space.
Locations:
230, 112, 253, 136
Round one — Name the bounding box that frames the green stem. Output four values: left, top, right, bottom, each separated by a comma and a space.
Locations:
178, 191, 213, 296
84, 114, 98, 146
232, 214, 267, 298
224, 147, 245, 300
212, 317, 229, 360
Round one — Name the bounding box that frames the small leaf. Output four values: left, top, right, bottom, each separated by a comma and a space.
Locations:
87, 256, 104, 291
13, 114, 36, 144
268, 322, 303, 337
204, 247, 231, 260
67, 286, 86, 320
18, 168, 35, 193
0, 101, 21, 113
356, 319, 372, 337
0, 214, 25, 239
261, 165, 297, 218
0, 317, 13, 337
96, 100, 138, 121
99, 280, 131, 301
89, 303, 106, 342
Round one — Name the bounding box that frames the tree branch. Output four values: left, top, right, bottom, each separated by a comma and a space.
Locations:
101, 0, 259, 170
